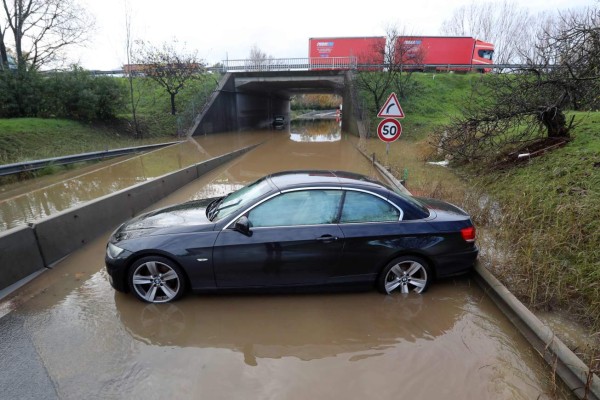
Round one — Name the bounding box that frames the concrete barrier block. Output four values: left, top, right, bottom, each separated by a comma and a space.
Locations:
159, 165, 199, 198
196, 145, 256, 176
31, 145, 260, 267
0, 226, 45, 290
125, 165, 198, 216
125, 177, 169, 216
33, 191, 134, 266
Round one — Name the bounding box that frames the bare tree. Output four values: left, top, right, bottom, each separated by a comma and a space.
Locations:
514, 11, 558, 65
0, 18, 8, 69
436, 6, 600, 166
124, 4, 141, 137
247, 45, 273, 70
441, 1, 532, 64
353, 24, 424, 116
135, 39, 205, 115
1, 0, 93, 70
386, 27, 426, 97
544, 8, 600, 110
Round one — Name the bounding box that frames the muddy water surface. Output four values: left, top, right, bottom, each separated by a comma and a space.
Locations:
0, 132, 269, 231
0, 121, 572, 399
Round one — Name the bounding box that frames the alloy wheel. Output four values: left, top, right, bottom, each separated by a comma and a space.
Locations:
383, 260, 428, 294
131, 260, 182, 303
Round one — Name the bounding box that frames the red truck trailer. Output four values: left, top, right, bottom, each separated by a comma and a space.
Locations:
398, 36, 494, 71
308, 36, 494, 72
309, 36, 385, 66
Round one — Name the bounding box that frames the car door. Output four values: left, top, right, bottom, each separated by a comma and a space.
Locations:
212, 189, 344, 287
334, 190, 415, 280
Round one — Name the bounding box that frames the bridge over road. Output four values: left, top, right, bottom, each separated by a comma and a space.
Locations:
189, 70, 359, 136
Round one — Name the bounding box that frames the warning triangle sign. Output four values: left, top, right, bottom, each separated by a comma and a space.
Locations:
377, 93, 405, 118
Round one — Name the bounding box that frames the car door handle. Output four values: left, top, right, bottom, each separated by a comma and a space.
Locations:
316, 235, 339, 243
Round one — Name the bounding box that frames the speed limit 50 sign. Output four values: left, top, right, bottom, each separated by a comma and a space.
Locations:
377, 118, 402, 142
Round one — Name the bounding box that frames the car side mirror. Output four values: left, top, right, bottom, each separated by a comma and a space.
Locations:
234, 216, 252, 236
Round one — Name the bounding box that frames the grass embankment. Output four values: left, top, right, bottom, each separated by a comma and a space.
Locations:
398, 73, 480, 140
118, 75, 219, 137
0, 118, 169, 165
360, 73, 600, 334
477, 112, 600, 328
0, 74, 220, 165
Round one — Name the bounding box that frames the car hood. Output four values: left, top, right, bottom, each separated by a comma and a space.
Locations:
113, 198, 217, 241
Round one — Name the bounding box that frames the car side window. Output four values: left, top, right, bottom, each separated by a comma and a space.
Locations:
248, 190, 342, 227
340, 191, 400, 223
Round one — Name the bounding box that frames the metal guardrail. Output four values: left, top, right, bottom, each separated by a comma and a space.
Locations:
220, 57, 358, 72
0, 141, 181, 177
217, 60, 558, 73
82, 62, 558, 76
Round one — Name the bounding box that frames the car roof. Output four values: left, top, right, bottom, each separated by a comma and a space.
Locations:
267, 170, 387, 191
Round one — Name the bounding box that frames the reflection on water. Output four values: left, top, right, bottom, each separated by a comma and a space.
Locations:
290, 120, 341, 142
115, 291, 455, 362
181, 124, 381, 205
16, 272, 569, 399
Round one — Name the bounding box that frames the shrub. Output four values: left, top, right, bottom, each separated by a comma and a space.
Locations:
41, 66, 126, 121
0, 69, 43, 118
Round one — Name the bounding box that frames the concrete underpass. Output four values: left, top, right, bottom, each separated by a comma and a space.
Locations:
191, 71, 358, 135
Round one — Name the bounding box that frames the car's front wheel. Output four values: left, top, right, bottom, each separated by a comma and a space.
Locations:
378, 256, 432, 294
128, 256, 187, 303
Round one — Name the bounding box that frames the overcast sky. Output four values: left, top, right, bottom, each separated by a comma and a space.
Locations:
74, 0, 595, 70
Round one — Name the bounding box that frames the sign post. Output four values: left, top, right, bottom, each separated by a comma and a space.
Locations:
376, 93, 405, 165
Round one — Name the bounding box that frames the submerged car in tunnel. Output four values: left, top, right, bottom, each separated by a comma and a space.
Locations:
105, 170, 478, 303
272, 115, 285, 129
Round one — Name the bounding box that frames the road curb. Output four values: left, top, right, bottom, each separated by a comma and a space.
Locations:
474, 264, 600, 400
354, 145, 411, 195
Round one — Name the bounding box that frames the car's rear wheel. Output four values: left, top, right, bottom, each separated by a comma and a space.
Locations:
128, 256, 187, 303
378, 256, 431, 294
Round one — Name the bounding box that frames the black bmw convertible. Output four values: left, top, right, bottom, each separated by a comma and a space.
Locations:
105, 170, 478, 303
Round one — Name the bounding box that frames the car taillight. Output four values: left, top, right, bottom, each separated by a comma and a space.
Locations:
461, 226, 476, 242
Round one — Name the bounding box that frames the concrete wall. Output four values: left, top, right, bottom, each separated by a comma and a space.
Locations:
0, 226, 45, 290
341, 71, 361, 137
193, 74, 239, 135
0, 144, 258, 290
32, 164, 201, 266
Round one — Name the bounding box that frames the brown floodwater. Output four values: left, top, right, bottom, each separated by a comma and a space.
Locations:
0, 132, 270, 231
0, 121, 572, 399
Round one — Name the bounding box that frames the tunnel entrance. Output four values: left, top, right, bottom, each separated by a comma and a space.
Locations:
191, 70, 357, 136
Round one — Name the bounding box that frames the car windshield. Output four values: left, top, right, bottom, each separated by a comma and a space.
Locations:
209, 178, 273, 222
